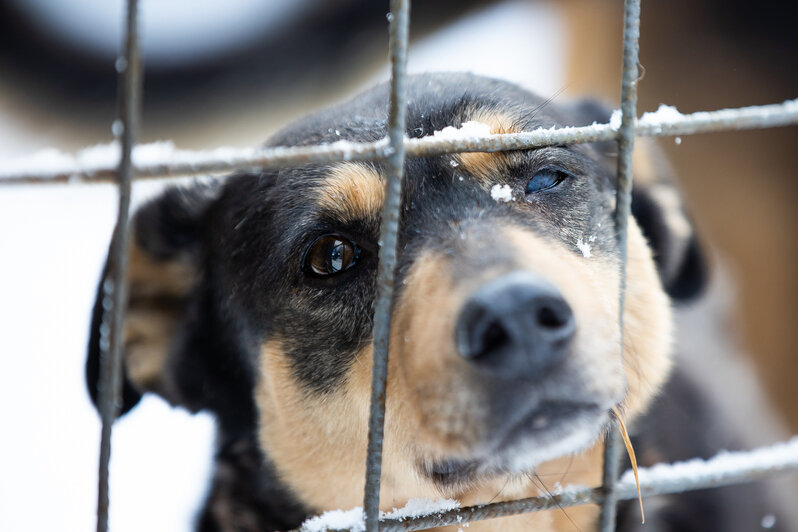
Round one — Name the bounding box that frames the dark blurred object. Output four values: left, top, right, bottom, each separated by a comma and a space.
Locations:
0, 0, 493, 111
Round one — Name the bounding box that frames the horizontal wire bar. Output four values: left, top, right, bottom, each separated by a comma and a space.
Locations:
294, 436, 798, 532
1, 98, 796, 185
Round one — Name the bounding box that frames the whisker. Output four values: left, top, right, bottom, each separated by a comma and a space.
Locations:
487, 476, 511, 504
527, 472, 581, 532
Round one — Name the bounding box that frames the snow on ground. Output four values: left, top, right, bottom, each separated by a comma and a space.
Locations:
0, 183, 215, 532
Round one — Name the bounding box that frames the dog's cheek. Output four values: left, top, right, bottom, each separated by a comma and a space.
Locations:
255, 340, 434, 511
388, 251, 492, 458
255, 340, 368, 511
619, 219, 674, 417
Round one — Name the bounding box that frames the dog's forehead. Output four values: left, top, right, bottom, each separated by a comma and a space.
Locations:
268, 73, 566, 149
260, 74, 604, 223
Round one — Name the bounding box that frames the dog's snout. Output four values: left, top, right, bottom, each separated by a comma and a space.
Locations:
455, 272, 574, 379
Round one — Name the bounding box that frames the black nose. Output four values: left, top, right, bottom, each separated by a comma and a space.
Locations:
455, 272, 575, 380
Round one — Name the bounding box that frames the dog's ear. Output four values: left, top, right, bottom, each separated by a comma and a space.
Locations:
628, 139, 707, 301
565, 99, 707, 301
86, 182, 222, 416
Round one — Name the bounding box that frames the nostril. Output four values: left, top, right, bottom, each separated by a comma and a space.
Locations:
537, 306, 562, 328
536, 300, 571, 330
480, 320, 509, 358
458, 304, 510, 360
455, 272, 575, 379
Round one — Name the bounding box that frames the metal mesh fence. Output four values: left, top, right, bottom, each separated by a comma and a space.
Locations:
2, 1, 797, 531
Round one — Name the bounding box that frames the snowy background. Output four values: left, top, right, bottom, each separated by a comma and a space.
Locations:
0, 2, 568, 530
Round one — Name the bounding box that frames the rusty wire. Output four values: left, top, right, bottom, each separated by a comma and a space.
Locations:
1, 99, 796, 185
363, 0, 411, 530
600, 0, 642, 530
94, 0, 142, 531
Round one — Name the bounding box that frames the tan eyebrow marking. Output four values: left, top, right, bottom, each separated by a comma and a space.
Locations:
454, 110, 523, 184
317, 163, 384, 220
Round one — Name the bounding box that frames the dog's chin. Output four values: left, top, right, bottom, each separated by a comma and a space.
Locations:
425, 403, 609, 489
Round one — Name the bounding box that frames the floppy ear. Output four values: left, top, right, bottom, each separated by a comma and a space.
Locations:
628, 138, 707, 301
85, 182, 246, 417
564, 99, 707, 301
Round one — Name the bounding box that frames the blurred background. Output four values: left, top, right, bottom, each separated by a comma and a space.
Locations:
0, 0, 795, 530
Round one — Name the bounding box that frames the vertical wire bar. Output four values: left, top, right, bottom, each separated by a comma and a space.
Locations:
95, 1, 142, 531
601, 0, 641, 530
364, 0, 411, 530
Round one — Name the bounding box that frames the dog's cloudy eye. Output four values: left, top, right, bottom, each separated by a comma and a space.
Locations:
304, 235, 361, 277
525, 168, 567, 194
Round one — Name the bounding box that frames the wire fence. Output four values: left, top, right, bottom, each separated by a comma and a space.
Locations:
2, 0, 797, 531
2, 99, 797, 185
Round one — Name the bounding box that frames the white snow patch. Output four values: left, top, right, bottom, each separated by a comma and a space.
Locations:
576, 238, 592, 258
301, 507, 365, 532
609, 109, 622, 130
619, 436, 798, 489
449, 159, 459, 167
490, 184, 514, 202
639, 104, 684, 127
588, 234, 597, 243
300, 498, 459, 531
383, 498, 460, 521
0, 140, 259, 179
432, 121, 492, 140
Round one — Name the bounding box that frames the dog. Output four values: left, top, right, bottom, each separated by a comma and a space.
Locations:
87, 72, 785, 531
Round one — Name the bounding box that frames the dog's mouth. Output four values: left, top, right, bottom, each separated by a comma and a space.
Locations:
424, 401, 607, 487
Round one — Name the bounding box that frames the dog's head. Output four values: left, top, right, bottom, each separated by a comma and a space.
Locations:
87, 73, 705, 513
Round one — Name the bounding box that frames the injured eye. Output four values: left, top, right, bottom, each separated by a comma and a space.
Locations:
525, 168, 568, 194
304, 235, 361, 277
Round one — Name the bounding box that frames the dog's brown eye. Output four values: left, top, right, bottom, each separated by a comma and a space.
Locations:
304, 235, 361, 277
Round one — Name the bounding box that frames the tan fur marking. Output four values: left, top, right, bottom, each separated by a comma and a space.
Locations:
124, 307, 176, 389
256, 340, 426, 512
317, 163, 384, 220
503, 222, 673, 420
122, 239, 195, 393
454, 110, 522, 184
127, 240, 195, 298
501, 228, 627, 406
617, 219, 674, 416
633, 138, 694, 281
257, 221, 672, 530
